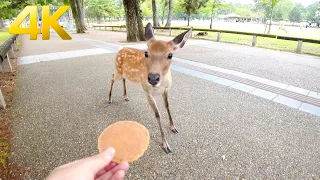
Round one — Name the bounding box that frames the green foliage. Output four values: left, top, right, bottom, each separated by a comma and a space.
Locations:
235, 7, 252, 17
158, 0, 169, 17
0, 139, 9, 169
305, 1, 320, 23
0, 30, 12, 44
272, 0, 294, 20
87, 0, 122, 19
254, 0, 281, 19
0, 0, 22, 19
197, 0, 212, 19
180, 0, 209, 16
141, 1, 153, 18
288, 3, 303, 22
173, 0, 186, 18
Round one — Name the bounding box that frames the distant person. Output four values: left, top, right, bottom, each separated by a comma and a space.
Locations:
38, 17, 42, 34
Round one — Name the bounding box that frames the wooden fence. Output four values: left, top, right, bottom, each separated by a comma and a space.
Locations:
93, 25, 320, 54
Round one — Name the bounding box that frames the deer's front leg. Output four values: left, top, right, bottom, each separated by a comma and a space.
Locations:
162, 88, 178, 134
108, 74, 115, 104
122, 78, 129, 101
147, 95, 172, 153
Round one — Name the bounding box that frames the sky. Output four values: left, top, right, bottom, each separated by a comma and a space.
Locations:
225, 0, 319, 7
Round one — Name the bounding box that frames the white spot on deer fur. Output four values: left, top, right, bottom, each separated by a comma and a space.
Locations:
130, 69, 139, 72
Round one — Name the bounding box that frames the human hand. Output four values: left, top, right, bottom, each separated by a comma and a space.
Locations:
46, 148, 129, 180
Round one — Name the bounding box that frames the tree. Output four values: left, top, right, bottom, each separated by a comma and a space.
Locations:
209, 0, 223, 29
173, 0, 185, 19
196, 0, 211, 20
254, 0, 281, 34
181, 0, 208, 26
0, 0, 31, 28
0, 1, 13, 28
152, 0, 160, 26
289, 4, 303, 23
235, 7, 252, 17
69, 0, 86, 33
159, 0, 168, 25
123, 0, 145, 42
87, 0, 119, 23
305, 1, 320, 23
272, 0, 294, 21
165, 0, 173, 27
141, 1, 152, 18
79, 0, 86, 30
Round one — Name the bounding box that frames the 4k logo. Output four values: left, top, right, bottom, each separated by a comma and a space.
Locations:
9, 6, 72, 40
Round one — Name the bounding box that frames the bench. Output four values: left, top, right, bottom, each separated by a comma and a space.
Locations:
0, 34, 19, 109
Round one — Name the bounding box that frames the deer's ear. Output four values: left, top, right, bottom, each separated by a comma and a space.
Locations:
172, 28, 192, 50
145, 23, 155, 44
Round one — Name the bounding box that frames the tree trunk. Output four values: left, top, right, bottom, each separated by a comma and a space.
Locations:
152, 0, 160, 26
70, 0, 86, 33
80, 0, 87, 30
267, 9, 273, 34
165, 0, 173, 27
136, 1, 145, 41
162, 8, 165, 25
187, 14, 190, 26
123, 0, 140, 42
0, 19, 4, 29
209, 4, 215, 29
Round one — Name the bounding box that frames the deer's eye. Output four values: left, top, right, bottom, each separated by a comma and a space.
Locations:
168, 53, 173, 59
144, 51, 148, 58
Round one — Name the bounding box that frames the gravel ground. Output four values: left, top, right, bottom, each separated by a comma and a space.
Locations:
12, 52, 320, 179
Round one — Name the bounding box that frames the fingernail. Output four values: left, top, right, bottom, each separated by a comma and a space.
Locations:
108, 147, 115, 154
102, 147, 115, 160
105, 147, 115, 157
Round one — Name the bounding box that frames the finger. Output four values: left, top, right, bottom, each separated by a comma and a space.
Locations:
109, 162, 129, 174
95, 162, 117, 179
105, 162, 118, 171
80, 147, 115, 174
110, 170, 126, 180
96, 170, 126, 180
95, 163, 129, 180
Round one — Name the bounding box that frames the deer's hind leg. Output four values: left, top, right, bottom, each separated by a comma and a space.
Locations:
108, 72, 122, 104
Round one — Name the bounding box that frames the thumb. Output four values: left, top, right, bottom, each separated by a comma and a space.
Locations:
80, 147, 116, 174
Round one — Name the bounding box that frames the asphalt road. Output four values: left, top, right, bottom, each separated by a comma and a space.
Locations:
11, 32, 320, 179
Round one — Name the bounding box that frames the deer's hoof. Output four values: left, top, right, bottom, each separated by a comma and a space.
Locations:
124, 97, 129, 101
170, 126, 178, 134
162, 142, 172, 154
163, 146, 172, 154
108, 100, 113, 104
171, 128, 179, 134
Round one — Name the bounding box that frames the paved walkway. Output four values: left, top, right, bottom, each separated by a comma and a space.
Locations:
11, 30, 320, 179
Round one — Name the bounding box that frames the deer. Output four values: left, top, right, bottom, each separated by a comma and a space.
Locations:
108, 23, 192, 153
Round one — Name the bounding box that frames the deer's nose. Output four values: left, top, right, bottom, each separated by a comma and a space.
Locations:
148, 73, 160, 86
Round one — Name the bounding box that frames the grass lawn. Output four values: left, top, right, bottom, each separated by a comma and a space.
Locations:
0, 29, 12, 44
100, 21, 320, 56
